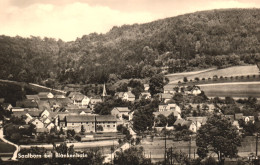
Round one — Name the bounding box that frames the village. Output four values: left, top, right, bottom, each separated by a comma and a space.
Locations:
1, 77, 260, 164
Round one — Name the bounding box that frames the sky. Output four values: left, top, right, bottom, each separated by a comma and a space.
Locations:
0, 0, 259, 41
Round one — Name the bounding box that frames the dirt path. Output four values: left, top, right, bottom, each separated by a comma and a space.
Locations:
198, 81, 260, 87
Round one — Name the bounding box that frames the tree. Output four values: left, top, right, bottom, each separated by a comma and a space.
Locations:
80, 125, 85, 135
183, 77, 188, 83
196, 114, 241, 161
167, 113, 177, 126
149, 74, 165, 96
113, 146, 151, 165
96, 125, 103, 132
155, 114, 167, 127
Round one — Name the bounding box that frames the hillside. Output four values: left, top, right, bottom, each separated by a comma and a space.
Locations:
1, 9, 260, 85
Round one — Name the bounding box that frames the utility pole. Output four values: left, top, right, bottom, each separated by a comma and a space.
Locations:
170, 147, 173, 165
256, 133, 259, 159
164, 130, 167, 165
189, 135, 191, 160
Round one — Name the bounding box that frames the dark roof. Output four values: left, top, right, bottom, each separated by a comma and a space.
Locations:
38, 92, 53, 99
125, 92, 135, 98
235, 113, 243, 120
96, 115, 117, 122
66, 116, 95, 122
115, 92, 124, 98
67, 91, 82, 98
26, 95, 39, 100
0, 98, 5, 103
160, 93, 173, 99
113, 107, 130, 112
36, 128, 48, 133
182, 120, 193, 127
173, 119, 185, 126
16, 100, 38, 108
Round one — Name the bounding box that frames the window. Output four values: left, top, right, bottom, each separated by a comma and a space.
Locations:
113, 125, 115, 127
107, 125, 110, 127
86, 122, 88, 124
72, 123, 74, 125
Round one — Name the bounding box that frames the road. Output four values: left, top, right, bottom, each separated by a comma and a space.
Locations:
0, 79, 66, 94
20, 140, 119, 150
103, 142, 131, 164
0, 128, 19, 161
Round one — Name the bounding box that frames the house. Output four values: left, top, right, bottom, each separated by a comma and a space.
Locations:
139, 92, 151, 100
89, 98, 102, 110
16, 100, 38, 108
46, 122, 55, 131
55, 95, 66, 99
111, 107, 130, 120
243, 116, 255, 123
26, 95, 40, 101
1, 103, 12, 111
191, 86, 202, 95
36, 128, 48, 135
95, 115, 117, 132
12, 107, 25, 112
122, 92, 135, 102
235, 113, 244, 120
153, 110, 181, 119
163, 84, 176, 94
31, 118, 44, 129
40, 109, 50, 118
158, 104, 181, 113
115, 92, 124, 99
186, 117, 207, 131
24, 113, 33, 124
71, 94, 90, 107
159, 93, 173, 103
128, 110, 136, 121
173, 119, 197, 132
225, 115, 235, 122
38, 92, 54, 99
66, 115, 96, 133
67, 91, 81, 98
144, 84, 150, 91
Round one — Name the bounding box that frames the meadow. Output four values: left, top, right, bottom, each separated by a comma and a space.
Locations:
167, 65, 259, 84
199, 83, 260, 98
0, 139, 16, 153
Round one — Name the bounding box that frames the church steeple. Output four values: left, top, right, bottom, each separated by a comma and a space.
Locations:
102, 83, 107, 99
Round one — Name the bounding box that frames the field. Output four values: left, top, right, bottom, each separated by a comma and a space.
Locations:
199, 82, 260, 98
167, 65, 259, 84
0, 139, 16, 153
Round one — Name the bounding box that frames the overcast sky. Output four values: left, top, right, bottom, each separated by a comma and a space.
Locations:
0, 0, 259, 41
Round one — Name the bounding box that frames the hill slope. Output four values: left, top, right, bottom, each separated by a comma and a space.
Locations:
1, 8, 260, 84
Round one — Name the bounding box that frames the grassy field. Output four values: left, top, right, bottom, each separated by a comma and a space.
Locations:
0, 139, 16, 153
140, 136, 260, 162
167, 65, 259, 84
200, 83, 260, 98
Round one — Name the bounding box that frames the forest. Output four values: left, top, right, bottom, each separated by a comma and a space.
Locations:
1, 9, 260, 85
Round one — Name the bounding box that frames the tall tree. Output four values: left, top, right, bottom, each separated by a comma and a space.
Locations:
196, 114, 241, 161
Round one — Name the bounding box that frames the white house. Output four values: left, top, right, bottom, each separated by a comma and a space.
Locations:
31, 118, 44, 129
122, 92, 135, 102
158, 104, 181, 113
111, 107, 130, 120
139, 92, 151, 100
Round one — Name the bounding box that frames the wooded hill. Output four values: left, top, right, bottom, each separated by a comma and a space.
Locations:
1, 8, 260, 85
